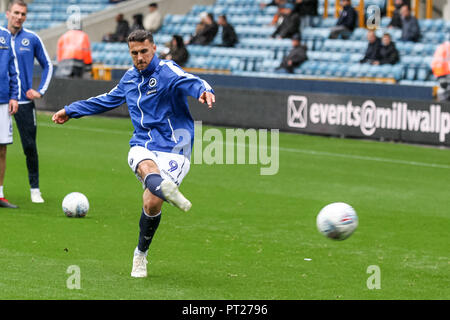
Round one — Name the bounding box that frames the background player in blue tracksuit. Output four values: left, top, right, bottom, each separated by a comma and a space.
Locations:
52, 30, 215, 278
0, 26, 20, 209
6, 0, 53, 203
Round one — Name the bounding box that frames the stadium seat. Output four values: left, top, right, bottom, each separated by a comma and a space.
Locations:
405, 67, 416, 80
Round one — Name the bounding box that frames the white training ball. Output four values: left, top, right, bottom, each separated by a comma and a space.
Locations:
62, 192, 89, 218
316, 202, 358, 240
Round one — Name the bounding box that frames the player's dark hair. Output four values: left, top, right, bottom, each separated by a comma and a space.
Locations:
8, 0, 27, 10
127, 30, 154, 45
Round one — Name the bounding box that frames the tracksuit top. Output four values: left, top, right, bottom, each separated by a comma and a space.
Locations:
10, 27, 53, 103
65, 55, 214, 159
0, 26, 20, 104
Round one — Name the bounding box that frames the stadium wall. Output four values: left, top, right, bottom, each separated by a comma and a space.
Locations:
35, 78, 450, 146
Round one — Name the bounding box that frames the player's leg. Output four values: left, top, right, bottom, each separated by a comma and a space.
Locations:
137, 159, 168, 202
139, 158, 192, 212
0, 104, 18, 209
131, 160, 166, 277
128, 149, 164, 277
131, 189, 162, 278
13, 102, 43, 203
128, 147, 190, 277
0, 145, 7, 201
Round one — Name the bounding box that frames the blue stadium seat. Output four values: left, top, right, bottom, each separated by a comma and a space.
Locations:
320, 18, 337, 28
352, 28, 367, 41
324, 63, 339, 77
349, 53, 363, 63
380, 16, 391, 28
333, 63, 348, 77
401, 55, 422, 67
419, 19, 434, 32
416, 67, 430, 81
396, 41, 414, 55
344, 64, 362, 78
405, 67, 416, 80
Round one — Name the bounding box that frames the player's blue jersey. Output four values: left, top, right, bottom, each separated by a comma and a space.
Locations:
11, 27, 53, 102
64, 55, 214, 158
0, 26, 20, 103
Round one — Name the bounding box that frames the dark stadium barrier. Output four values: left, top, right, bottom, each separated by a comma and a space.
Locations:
35, 78, 450, 146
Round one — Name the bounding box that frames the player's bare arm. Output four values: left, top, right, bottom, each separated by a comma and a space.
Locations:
52, 108, 70, 124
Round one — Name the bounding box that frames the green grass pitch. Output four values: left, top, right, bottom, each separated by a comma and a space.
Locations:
0, 112, 448, 299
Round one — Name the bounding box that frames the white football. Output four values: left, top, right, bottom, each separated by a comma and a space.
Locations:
316, 202, 358, 240
62, 192, 89, 218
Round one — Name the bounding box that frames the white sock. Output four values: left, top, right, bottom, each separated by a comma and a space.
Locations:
134, 247, 148, 257
0, 186, 3, 198
30, 188, 40, 193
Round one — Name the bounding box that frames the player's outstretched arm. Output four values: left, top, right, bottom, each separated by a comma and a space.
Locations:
198, 91, 215, 109
52, 108, 70, 124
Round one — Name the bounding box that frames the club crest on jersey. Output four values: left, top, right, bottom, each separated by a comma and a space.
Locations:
147, 78, 158, 95
0, 37, 5, 45
21, 38, 30, 46
149, 78, 157, 87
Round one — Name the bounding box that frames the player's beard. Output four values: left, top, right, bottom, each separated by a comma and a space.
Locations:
137, 61, 148, 70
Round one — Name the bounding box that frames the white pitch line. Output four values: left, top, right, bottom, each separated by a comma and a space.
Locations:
39, 122, 450, 170
278, 147, 450, 170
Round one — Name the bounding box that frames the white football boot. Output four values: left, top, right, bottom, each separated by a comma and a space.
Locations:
131, 252, 148, 278
30, 189, 44, 203
160, 180, 192, 212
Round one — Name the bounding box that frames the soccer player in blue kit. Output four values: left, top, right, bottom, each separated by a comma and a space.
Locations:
7, 0, 53, 204
52, 30, 215, 278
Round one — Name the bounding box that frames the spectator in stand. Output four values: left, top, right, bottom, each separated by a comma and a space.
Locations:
271, 3, 300, 39
293, 0, 318, 30
130, 13, 145, 33
431, 38, 450, 101
399, 4, 420, 42
160, 35, 189, 67
276, 33, 307, 73
329, 0, 357, 40
217, 15, 238, 47
56, 23, 92, 78
388, 0, 410, 29
360, 30, 381, 64
186, 13, 218, 46
260, 0, 287, 27
260, 0, 286, 10
102, 13, 129, 43
143, 3, 163, 33
374, 33, 400, 65
190, 12, 207, 40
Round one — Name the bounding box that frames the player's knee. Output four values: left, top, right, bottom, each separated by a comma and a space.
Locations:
137, 159, 159, 178
0, 145, 6, 157
143, 192, 163, 215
